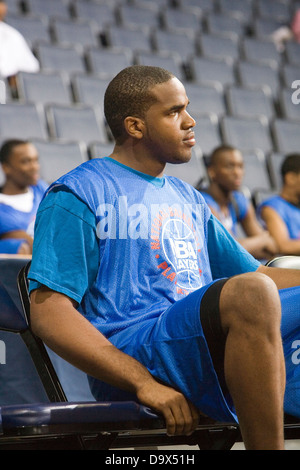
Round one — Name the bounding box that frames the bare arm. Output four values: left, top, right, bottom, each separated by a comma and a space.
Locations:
257, 264, 300, 289
260, 206, 300, 255
30, 286, 199, 436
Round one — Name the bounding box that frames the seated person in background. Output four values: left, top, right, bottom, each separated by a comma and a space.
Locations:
0, 139, 48, 255
258, 153, 300, 255
0, 0, 40, 96
198, 145, 278, 260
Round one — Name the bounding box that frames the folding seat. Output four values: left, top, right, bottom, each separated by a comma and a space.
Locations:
89, 141, 115, 159
116, 4, 160, 29
50, 18, 100, 50
225, 85, 274, 121
241, 150, 272, 194
281, 64, 300, 88
221, 115, 273, 154
192, 114, 222, 157
104, 25, 152, 54
237, 60, 280, 98
217, 0, 254, 18
72, 74, 110, 109
164, 146, 208, 188
256, 0, 292, 23
5, 13, 51, 46
205, 13, 244, 38
189, 56, 236, 88
35, 43, 86, 75
70, 1, 117, 31
197, 33, 240, 63
160, 8, 203, 33
0, 102, 47, 143
176, 0, 216, 14
285, 42, 300, 66
184, 82, 225, 119
241, 37, 281, 67
267, 152, 285, 190
23, 0, 71, 20
45, 103, 108, 144
17, 71, 72, 105
152, 29, 197, 61
135, 51, 185, 81
272, 119, 300, 154
279, 88, 300, 123
31, 139, 89, 184
85, 46, 133, 78
253, 17, 283, 40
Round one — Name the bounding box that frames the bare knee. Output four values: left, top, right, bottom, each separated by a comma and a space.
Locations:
219, 272, 281, 336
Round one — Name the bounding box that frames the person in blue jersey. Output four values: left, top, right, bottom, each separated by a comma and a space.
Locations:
0, 139, 47, 254
28, 65, 300, 450
198, 145, 278, 260
258, 153, 300, 255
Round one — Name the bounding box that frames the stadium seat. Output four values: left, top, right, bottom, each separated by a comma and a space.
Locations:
32, 139, 89, 184
225, 85, 274, 121
221, 115, 273, 154
104, 25, 152, 54
45, 104, 108, 144
36, 43, 86, 75
193, 114, 222, 157
152, 29, 197, 61
237, 60, 280, 97
253, 17, 283, 40
85, 46, 133, 78
23, 0, 71, 20
50, 18, 100, 50
5, 13, 51, 46
17, 71, 72, 105
189, 56, 236, 88
89, 141, 115, 160
217, 0, 254, 19
242, 37, 281, 67
197, 33, 240, 63
272, 119, 300, 154
0, 102, 47, 144
164, 146, 208, 187
116, 4, 160, 29
176, 0, 216, 13
267, 152, 285, 190
160, 8, 203, 33
184, 82, 226, 119
70, 1, 117, 31
71, 74, 110, 110
281, 64, 300, 88
256, 0, 291, 23
135, 51, 185, 81
205, 13, 244, 38
285, 41, 300, 66
279, 88, 300, 123
241, 150, 272, 194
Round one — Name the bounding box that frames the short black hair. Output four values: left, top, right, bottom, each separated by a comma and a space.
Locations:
104, 65, 174, 144
208, 145, 239, 167
0, 139, 29, 165
281, 153, 300, 181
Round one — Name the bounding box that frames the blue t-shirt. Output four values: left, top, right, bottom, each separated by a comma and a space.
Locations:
258, 195, 300, 240
200, 190, 249, 237
29, 158, 259, 339
0, 180, 48, 254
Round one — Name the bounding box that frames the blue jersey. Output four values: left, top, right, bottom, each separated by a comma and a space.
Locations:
0, 180, 48, 253
258, 195, 300, 239
29, 157, 259, 339
200, 190, 249, 237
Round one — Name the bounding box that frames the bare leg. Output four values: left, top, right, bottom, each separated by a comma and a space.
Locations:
219, 272, 285, 450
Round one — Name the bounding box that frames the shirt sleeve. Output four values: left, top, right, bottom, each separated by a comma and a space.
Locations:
28, 188, 99, 304
207, 214, 261, 279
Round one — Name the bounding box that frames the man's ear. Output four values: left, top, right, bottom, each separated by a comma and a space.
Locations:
124, 116, 145, 139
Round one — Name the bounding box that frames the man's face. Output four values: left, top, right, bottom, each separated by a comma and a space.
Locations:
3, 143, 40, 188
209, 150, 244, 192
141, 77, 196, 166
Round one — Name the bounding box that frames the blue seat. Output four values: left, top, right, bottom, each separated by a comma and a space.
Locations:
0, 102, 47, 144
272, 119, 300, 154
17, 71, 72, 105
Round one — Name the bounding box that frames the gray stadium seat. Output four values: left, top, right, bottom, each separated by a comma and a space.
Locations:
70, 1, 117, 31
104, 25, 152, 54
85, 46, 133, 78
72, 74, 110, 109
197, 33, 240, 62
253, 17, 283, 40
217, 0, 254, 19
256, 0, 292, 23
242, 37, 281, 67
193, 114, 221, 157
23, 0, 71, 20
226, 85, 274, 121
221, 115, 273, 154
279, 88, 300, 123
282, 64, 300, 88
189, 56, 236, 88
184, 82, 226, 118
0, 102, 47, 143
176, 0, 216, 13
50, 18, 100, 50
160, 8, 203, 33
237, 60, 280, 97
46, 104, 108, 144
36, 43, 86, 75
32, 139, 89, 184
116, 4, 160, 29
267, 152, 285, 190
164, 146, 208, 187
272, 119, 300, 154
241, 150, 272, 194
17, 71, 72, 105
205, 13, 244, 38
5, 13, 51, 46
152, 29, 197, 60
89, 141, 115, 159
135, 51, 185, 81
285, 42, 300, 66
